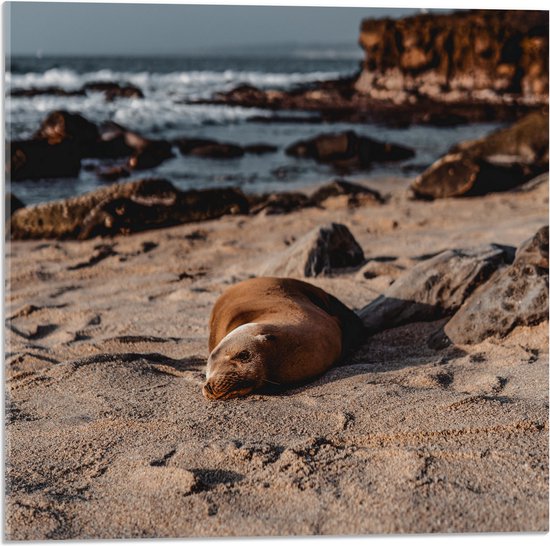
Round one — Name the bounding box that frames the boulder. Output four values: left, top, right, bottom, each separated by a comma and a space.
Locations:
450, 110, 548, 164
358, 244, 512, 334
7, 140, 81, 181
261, 223, 365, 277
175, 138, 244, 159
286, 130, 414, 170
309, 179, 384, 207
243, 143, 278, 154
9, 179, 249, 240
411, 110, 549, 198
433, 226, 549, 345
34, 110, 99, 148
248, 180, 383, 215
78, 186, 248, 239
82, 82, 144, 101
248, 192, 312, 215
127, 140, 174, 170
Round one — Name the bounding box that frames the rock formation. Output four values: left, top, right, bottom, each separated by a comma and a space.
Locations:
6, 113, 175, 181
202, 11, 547, 126
356, 10, 548, 105
358, 244, 513, 334
431, 226, 549, 346
261, 223, 365, 277
286, 131, 414, 170
9, 179, 249, 240
175, 138, 277, 159
411, 109, 549, 198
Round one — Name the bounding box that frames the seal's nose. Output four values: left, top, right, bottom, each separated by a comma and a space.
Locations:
202, 381, 215, 399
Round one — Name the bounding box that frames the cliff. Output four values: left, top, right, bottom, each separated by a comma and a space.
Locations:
355, 10, 549, 105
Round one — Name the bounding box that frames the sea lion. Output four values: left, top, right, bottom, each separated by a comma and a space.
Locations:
203, 277, 364, 400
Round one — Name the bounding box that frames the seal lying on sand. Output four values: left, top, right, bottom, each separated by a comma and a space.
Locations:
203, 277, 364, 400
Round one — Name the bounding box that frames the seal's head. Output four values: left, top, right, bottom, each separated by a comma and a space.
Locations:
203, 323, 277, 400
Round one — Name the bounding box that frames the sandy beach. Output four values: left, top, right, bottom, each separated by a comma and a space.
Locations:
5, 176, 548, 539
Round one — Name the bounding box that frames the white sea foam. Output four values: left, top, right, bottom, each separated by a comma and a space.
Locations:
7, 68, 343, 96
6, 67, 342, 139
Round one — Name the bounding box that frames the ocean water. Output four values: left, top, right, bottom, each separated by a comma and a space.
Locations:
6, 51, 502, 205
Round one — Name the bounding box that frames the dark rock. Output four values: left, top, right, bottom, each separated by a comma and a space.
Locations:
79, 185, 249, 240
286, 130, 414, 170
34, 110, 99, 148
10, 87, 85, 98
127, 140, 174, 170
212, 84, 273, 107
5, 193, 25, 218
243, 143, 278, 154
432, 226, 549, 346
7, 140, 81, 181
189, 144, 244, 159
175, 138, 244, 159
247, 114, 324, 124
411, 110, 549, 198
451, 110, 549, 166
83, 82, 144, 101
261, 223, 365, 277
9, 179, 249, 240
358, 245, 511, 334
248, 192, 312, 215
248, 180, 383, 215
94, 122, 137, 158
309, 179, 384, 207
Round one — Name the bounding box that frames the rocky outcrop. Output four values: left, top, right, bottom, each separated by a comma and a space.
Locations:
175, 138, 277, 159
8, 140, 82, 181
82, 82, 144, 101
9, 179, 249, 240
201, 11, 546, 126
411, 110, 549, 198
248, 192, 313, 215
35, 110, 100, 152
286, 131, 414, 170
309, 179, 384, 207
261, 223, 365, 277
431, 226, 549, 346
356, 10, 548, 105
7, 113, 175, 181
248, 180, 383, 215
358, 245, 513, 334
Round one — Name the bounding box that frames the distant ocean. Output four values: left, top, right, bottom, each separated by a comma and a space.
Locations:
6, 47, 502, 205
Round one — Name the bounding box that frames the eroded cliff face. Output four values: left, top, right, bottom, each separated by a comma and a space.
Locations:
356, 10, 549, 105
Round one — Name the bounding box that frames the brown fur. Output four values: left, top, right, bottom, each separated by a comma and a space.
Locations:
203, 277, 364, 400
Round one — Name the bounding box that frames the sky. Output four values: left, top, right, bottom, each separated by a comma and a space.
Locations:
4, 2, 428, 56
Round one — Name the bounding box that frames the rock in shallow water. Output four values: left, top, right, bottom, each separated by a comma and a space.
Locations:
261, 223, 365, 277
8, 140, 82, 181
411, 110, 549, 199
358, 244, 513, 334
431, 226, 549, 346
286, 130, 414, 170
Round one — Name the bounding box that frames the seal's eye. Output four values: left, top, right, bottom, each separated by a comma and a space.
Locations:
234, 350, 252, 362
